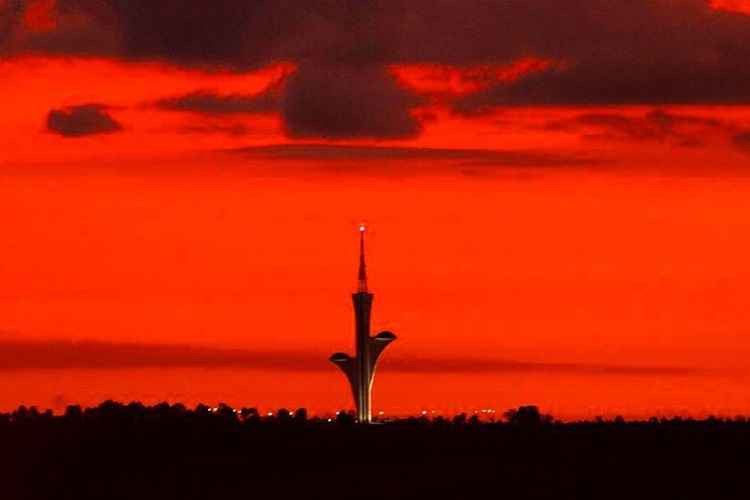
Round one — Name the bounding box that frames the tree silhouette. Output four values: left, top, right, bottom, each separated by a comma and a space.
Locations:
276, 408, 291, 423
240, 407, 260, 424
503, 405, 553, 426
452, 413, 467, 425
293, 408, 308, 422
335, 410, 355, 425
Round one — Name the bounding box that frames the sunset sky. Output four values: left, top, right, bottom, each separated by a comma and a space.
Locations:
2, 0, 750, 419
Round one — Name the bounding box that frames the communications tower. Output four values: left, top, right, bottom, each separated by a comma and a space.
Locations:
329, 225, 397, 423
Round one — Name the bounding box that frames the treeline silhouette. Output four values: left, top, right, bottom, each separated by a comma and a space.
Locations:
3, 401, 748, 499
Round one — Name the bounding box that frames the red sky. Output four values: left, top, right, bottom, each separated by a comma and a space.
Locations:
2, 0, 750, 419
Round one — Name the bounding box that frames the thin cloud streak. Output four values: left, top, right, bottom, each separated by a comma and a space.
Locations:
385, 357, 700, 376
542, 110, 729, 148
0, 339, 701, 377
154, 84, 282, 116
227, 143, 605, 168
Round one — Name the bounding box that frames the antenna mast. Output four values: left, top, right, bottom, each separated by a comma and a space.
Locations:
357, 225, 368, 293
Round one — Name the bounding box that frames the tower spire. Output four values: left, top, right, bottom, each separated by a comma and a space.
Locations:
358, 224, 368, 293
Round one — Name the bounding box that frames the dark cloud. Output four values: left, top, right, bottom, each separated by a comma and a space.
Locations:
155, 65, 423, 140
453, 59, 750, 112
37, 0, 407, 69
30, 1, 745, 70
543, 110, 727, 147
0, 338, 699, 376
44, 0, 305, 69
282, 65, 422, 139
46, 103, 122, 137
7, 1, 750, 135
229, 143, 603, 168
0, 0, 24, 50
446, 1, 750, 111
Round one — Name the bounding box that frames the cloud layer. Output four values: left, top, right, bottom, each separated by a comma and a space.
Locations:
0, 338, 700, 376
6, 1, 750, 140
543, 110, 733, 148
230, 143, 603, 168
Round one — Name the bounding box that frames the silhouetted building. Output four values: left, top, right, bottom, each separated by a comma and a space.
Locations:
330, 225, 397, 424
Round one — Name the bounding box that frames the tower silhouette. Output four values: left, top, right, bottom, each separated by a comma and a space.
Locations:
330, 225, 397, 423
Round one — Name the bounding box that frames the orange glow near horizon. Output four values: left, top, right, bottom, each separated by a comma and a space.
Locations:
2, 167, 750, 419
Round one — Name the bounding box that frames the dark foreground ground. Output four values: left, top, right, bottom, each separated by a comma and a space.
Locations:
3, 402, 749, 500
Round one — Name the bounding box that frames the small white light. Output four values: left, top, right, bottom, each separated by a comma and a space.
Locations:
378, 411, 385, 415
359, 224, 366, 232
